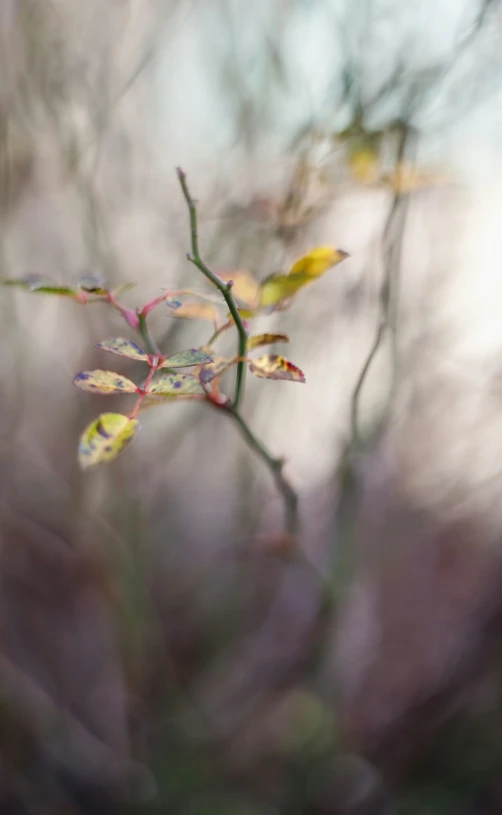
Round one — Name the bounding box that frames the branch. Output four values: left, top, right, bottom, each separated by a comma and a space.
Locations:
226, 405, 299, 539
176, 168, 248, 410
350, 122, 412, 444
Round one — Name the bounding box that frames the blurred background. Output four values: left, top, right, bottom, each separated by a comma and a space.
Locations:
3, 1, 502, 812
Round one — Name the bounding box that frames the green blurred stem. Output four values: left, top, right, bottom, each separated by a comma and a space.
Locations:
176, 167, 247, 409
225, 405, 299, 539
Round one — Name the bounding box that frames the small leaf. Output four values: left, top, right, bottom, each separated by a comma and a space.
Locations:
161, 348, 214, 368
112, 282, 137, 297
288, 246, 349, 279
247, 333, 289, 351
217, 269, 260, 309
97, 337, 148, 362
32, 284, 78, 296
78, 412, 139, 469
258, 245, 349, 308
249, 354, 306, 383
198, 356, 237, 384
3, 274, 50, 289
147, 373, 204, 396
258, 271, 311, 308
73, 370, 139, 394
169, 302, 219, 324
3, 275, 77, 296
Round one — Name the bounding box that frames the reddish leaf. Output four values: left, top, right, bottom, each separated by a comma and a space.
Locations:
249, 355, 306, 383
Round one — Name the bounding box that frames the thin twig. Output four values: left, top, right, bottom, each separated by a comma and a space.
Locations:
137, 313, 161, 356
176, 168, 302, 542
350, 122, 411, 444
226, 405, 299, 539
176, 167, 248, 410
350, 318, 386, 444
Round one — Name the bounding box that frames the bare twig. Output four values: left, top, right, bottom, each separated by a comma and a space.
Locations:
176, 167, 248, 411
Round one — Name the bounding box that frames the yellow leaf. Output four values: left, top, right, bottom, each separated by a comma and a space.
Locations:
247, 333, 289, 351
249, 354, 305, 383
288, 246, 349, 279
78, 413, 139, 468
73, 370, 138, 394
259, 247, 348, 308
258, 271, 310, 308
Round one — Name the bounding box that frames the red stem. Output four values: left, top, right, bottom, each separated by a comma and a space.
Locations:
129, 363, 157, 419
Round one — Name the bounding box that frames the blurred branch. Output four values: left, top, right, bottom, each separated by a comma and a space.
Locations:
336, 0, 501, 134
350, 123, 412, 443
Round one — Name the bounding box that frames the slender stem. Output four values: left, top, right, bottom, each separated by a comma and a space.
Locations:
137, 313, 161, 356
218, 404, 334, 600
176, 168, 248, 409
130, 364, 156, 420
349, 123, 411, 446
350, 318, 386, 444
225, 406, 299, 539
208, 319, 233, 346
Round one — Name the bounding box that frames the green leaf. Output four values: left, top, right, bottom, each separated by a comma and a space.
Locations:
147, 373, 204, 396
247, 333, 289, 351
73, 370, 139, 394
161, 348, 214, 369
198, 356, 237, 384
78, 412, 139, 469
3, 275, 77, 296
97, 337, 148, 362
249, 355, 306, 383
